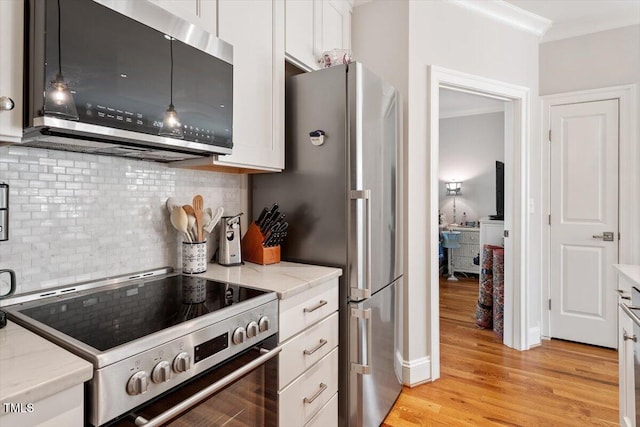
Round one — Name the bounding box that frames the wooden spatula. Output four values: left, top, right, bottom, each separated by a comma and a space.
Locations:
192, 195, 204, 242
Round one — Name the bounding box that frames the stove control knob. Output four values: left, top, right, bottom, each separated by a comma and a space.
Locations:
232, 327, 246, 345
246, 321, 259, 338
172, 352, 191, 373
258, 316, 270, 333
126, 371, 149, 396
151, 360, 172, 383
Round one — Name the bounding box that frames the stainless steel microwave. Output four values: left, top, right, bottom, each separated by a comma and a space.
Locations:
22, 0, 234, 162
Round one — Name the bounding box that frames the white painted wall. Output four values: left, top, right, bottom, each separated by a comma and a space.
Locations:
439, 111, 505, 225
353, 0, 541, 384
540, 25, 640, 96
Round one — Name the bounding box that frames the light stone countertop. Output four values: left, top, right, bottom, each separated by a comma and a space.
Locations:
614, 264, 640, 287
0, 320, 93, 404
194, 261, 342, 299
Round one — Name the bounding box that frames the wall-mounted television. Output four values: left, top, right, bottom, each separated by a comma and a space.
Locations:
489, 160, 504, 220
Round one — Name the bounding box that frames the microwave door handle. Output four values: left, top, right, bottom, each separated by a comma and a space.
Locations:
130, 345, 282, 427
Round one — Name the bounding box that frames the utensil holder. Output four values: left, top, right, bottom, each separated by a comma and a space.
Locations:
182, 241, 207, 274
241, 222, 280, 265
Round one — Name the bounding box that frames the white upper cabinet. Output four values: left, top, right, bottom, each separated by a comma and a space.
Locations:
321, 0, 351, 54
0, 0, 24, 143
213, 0, 285, 172
285, 0, 352, 71
173, 0, 285, 172
149, 0, 217, 35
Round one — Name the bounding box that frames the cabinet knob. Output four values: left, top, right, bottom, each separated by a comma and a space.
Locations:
0, 96, 15, 111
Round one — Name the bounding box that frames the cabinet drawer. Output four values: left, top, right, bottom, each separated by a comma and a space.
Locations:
279, 278, 339, 341
279, 348, 339, 427
452, 256, 479, 273
305, 392, 338, 427
452, 244, 479, 258
279, 312, 339, 389
458, 230, 479, 244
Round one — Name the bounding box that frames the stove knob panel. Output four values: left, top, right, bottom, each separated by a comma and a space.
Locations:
126, 371, 149, 396
173, 352, 191, 373
246, 321, 259, 338
232, 327, 246, 345
151, 360, 172, 383
258, 316, 270, 333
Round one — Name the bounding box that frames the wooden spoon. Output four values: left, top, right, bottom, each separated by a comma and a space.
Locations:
192, 195, 204, 242
170, 206, 191, 242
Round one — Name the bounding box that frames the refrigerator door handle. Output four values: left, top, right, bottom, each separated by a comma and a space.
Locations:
351, 307, 372, 375
350, 189, 372, 299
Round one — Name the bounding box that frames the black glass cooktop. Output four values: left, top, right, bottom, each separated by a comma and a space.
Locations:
19, 276, 266, 351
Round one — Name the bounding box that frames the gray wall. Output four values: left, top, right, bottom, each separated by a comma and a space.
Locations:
439, 112, 505, 224
540, 25, 640, 95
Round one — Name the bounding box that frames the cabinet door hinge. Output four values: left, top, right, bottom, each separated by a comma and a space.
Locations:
548, 299, 551, 310
548, 129, 551, 142
548, 214, 551, 226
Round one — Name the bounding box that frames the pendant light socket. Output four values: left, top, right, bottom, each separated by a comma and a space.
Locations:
44, 73, 79, 120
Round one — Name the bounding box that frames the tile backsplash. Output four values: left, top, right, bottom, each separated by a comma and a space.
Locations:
0, 145, 245, 295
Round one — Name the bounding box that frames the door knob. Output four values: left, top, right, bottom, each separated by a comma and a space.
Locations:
592, 232, 614, 241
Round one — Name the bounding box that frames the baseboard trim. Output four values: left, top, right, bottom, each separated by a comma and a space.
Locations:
396, 351, 431, 386
528, 326, 541, 348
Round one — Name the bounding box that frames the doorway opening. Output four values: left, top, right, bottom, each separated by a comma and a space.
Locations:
428, 66, 531, 380
437, 87, 506, 340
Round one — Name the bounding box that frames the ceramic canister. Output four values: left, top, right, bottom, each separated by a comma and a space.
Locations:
182, 241, 207, 274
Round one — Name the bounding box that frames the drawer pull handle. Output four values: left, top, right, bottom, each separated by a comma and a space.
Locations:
304, 300, 327, 313
624, 332, 637, 342
303, 338, 328, 356
303, 382, 327, 404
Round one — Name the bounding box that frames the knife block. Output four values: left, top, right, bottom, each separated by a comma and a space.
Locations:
241, 221, 281, 265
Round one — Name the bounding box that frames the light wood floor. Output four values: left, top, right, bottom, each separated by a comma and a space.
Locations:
382, 276, 619, 426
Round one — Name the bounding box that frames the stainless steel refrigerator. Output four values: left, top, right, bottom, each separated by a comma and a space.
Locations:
252, 62, 403, 427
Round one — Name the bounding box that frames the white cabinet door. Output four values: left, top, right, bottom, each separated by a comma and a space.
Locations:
285, 0, 321, 71
0, 0, 24, 143
320, 0, 351, 54
284, 0, 351, 72
149, 0, 217, 35
214, 0, 284, 171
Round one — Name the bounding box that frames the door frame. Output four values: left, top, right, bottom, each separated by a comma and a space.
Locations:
541, 85, 639, 339
428, 66, 531, 380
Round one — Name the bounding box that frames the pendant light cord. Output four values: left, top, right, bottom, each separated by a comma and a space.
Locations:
57, 0, 62, 76
170, 38, 174, 106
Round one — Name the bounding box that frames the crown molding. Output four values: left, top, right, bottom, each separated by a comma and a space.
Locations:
542, 14, 640, 43
447, 0, 552, 37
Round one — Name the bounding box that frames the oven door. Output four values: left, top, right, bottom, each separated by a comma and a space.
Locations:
111, 336, 279, 427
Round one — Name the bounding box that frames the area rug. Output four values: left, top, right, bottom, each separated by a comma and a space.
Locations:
492, 248, 505, 338
476, 245, 501, 329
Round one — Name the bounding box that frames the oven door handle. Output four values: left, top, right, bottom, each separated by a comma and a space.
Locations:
131, 345, 282, 427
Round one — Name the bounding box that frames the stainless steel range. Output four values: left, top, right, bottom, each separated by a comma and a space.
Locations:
1, 267, 279, 426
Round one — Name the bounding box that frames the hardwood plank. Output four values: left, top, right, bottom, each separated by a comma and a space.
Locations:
383, 276, 618, 426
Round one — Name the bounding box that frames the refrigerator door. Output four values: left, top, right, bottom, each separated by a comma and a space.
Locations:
349, 277, 402, 427
348, 63, 401, 301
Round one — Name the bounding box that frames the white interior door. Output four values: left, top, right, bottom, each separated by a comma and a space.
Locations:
549, 99, 619, 348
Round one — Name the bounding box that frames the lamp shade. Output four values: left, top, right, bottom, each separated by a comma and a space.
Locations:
446, 181, 462, 195
44, 73, 79, 120
158, 104, 184, 139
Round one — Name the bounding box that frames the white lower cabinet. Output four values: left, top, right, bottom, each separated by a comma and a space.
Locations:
0, 384, 84, 427
277, 278, 339, 427
306, 392, 338, 427
279, 348, 338, 426
279, 312, 339, 387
